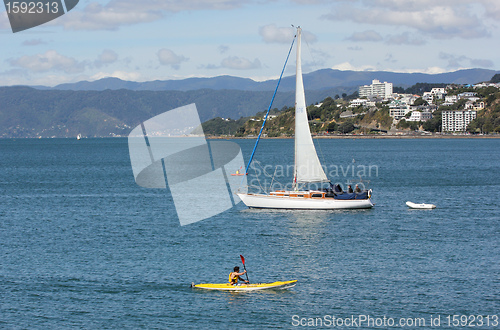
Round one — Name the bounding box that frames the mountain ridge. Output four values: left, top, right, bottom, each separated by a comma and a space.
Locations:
25, 68, 500, 92
1, 68, 499, 138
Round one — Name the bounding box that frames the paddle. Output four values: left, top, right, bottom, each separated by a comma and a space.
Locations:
240, 254, 250, 283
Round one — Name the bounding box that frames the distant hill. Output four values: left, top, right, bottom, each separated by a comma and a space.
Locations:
259, 68, 499, 92
0, 86, 353, 138
2, 68, 499, 138
43, 68, 499, 92
51, 76, 259, 92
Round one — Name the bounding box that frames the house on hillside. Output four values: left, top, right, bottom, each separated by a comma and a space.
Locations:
458, 92, 477, 99
422, 92, 434, 104
430, 88, 446, 100
389, 101, 412, 119
464, 101, 485, 111
474, 82, 500, 88
348, 98, 375, 108
406, 111, 432, 122
445, 95, 458, 103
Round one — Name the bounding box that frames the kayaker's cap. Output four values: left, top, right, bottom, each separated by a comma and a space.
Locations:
234, 266, 240, 272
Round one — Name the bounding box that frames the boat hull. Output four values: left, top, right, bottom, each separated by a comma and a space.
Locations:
406, 201, 436, 209
237, 193, 374, 209
193, 280, 297, 291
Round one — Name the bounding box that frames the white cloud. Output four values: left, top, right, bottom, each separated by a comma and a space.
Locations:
9, 50, 87, 74
0, 11, 10, 30
58, 0, 253, 30
364, 0, 499, 14
418, 67, 449, 74
114, 0, 250, 12
22, 39, 47, 46
221, 56, 261, 70
61, 2, 163, 30
330, 62, 452, 74
331, 62, 376, 71
348, 46, 363, 51
347, 30, 425, 45
439, 53, 467, 68
90, 70, 143, 81
440, 52, 494, 68
0, 69, 29, 86
470, 58, 495, 68
393, 66, 450, 74
481, 0, 500, 20
259, 24, 295, 43
94, 49, 119, 68
384, 54, 397, 64
259, 24, 317, 44
218, 45, 229, 54
289, 0, 329, 3
385, 32, 425, 45
0, 68, 91, 86
157, 49, 189, 70
323, 1, 493, 39
346, 30, 383, 42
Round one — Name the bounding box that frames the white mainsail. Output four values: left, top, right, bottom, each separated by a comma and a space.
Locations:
236, 26, 373, 210
294, 27, 328, 185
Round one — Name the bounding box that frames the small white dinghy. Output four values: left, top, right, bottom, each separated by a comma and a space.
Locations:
406, 201, 436, 209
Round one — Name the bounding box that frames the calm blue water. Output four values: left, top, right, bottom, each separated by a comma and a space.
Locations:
1, 138, 499, 329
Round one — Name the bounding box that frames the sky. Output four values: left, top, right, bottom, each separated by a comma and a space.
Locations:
1, 0, 500, 86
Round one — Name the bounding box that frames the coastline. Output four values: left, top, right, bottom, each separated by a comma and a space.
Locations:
2, 134, 498, 139
206, 134, 500, 139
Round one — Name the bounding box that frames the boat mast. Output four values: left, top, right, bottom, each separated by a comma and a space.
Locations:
293, 26, 304, 190
293, 27, 303, 191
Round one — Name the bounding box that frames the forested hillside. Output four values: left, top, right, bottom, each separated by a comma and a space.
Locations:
222, 80, 500, 137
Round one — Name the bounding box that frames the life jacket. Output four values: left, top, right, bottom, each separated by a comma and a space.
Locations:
229, 272, 238, 284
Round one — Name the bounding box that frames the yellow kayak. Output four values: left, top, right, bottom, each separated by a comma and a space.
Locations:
192, 280, 297, 291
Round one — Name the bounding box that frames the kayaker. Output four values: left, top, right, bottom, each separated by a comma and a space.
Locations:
229, 266, 249, 285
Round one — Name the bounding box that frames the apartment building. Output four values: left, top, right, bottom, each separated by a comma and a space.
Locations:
359, 79, 393, 99
442, 110, 477, 132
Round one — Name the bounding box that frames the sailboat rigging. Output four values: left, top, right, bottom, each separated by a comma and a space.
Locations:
237, 27, 373, 209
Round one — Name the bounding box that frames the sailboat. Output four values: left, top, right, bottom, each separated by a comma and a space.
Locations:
237, 27, 373, 209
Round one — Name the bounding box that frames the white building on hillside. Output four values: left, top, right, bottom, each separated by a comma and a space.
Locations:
389, 107, 412, 120
445, 95, 458, 103
388, 99, 411, 119
442, 110, 477, 132
393, 93, 419, 105
422, 92, 434, 104
430, 88, 446, 99
464, 101, 485, 110
359, 79, 393, 99
390, 108, 411, 120
349, 98, 376, 108
458, 92, 477, 99
349, 98, 368, 107
474, 82, 500, 88
406, 111, 432, 122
